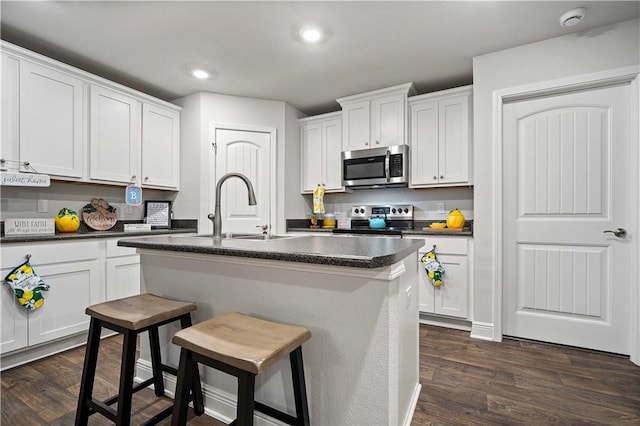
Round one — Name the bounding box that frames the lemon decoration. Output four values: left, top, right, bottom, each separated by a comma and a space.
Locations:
446, 209, 465, 229
4, 259, 50, 310
55, 207, 81, 233
421, 247, 445, 288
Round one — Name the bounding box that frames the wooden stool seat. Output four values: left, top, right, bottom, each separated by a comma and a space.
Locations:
86, 293, 197, 331
75, 294, 203, 426
171, 312, 311, 426
172, 311, 311, 375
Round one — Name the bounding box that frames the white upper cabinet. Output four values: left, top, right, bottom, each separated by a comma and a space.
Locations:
90, 85, 141, 184
409, 85, 472, 188
141, 103, 180, 189
338, 82, 415, 151
300, 112, 343, 193
0, 41, 180, 189
19, 60, 85, 179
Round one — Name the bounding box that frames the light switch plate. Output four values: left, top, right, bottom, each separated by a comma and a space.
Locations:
437, 202, 445, 214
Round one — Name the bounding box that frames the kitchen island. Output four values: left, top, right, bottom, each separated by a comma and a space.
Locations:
118, 234, 422, 425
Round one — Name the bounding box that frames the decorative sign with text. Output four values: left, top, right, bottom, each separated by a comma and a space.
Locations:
1, 172, 50, 187
5, 218, 55, 236
126, 185, 142, 206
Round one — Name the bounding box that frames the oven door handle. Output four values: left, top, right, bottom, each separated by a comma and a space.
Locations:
385, 149, 391, 182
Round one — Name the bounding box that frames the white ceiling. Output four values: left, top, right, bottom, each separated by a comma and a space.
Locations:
1, 1, 638, 115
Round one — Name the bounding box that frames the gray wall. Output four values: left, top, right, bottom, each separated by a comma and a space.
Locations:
472, 18, 639, 332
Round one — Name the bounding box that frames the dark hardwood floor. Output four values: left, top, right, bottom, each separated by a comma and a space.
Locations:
2, 324, 638, 425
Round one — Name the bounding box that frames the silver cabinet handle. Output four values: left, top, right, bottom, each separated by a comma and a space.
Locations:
603, 228, 627, 238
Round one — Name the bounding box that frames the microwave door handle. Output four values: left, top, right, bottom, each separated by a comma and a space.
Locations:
385, 150, 391, 182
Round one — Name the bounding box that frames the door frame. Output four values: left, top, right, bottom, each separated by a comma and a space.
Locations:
491, 65, 640, 364
207, 122, 277, 235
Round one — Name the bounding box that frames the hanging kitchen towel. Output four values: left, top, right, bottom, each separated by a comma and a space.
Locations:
421, 247, 445, 287
313, 183, 326, 214
4, 258, 50, 310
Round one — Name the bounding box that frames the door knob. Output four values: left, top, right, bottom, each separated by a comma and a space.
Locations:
603, 228, 627, 238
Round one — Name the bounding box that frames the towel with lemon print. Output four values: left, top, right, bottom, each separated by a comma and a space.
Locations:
421, 247, 445, 287
4, 260, 50, 310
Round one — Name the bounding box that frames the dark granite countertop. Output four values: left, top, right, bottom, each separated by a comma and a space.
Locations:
287, 219, 473, 237
118, 234, 423, 269
0, 220, 197, 244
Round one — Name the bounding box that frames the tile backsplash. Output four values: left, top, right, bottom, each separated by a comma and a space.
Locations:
0, 182, 174, 221
304, 186, 473, 221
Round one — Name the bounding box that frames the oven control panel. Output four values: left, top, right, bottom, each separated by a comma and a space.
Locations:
351, 205, 414, 219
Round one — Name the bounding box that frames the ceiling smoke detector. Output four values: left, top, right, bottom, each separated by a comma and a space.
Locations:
559, 7, 586, 27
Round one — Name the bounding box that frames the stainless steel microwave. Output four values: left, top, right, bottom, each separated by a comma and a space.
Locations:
342, 144, 409, 189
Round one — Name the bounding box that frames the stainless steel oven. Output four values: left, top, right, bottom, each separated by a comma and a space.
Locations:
332, 205, 413, 238
342, 145, 408, 189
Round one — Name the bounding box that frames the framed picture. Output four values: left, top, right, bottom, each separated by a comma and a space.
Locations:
144, 200, 172, 229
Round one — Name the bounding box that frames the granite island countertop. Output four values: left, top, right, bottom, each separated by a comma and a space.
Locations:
118, 234, 423, 269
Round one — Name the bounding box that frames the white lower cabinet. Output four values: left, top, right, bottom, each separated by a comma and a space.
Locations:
0, 238, 141, 364
417, 237, 471, 319
0, 240, 103, 354
105, 239, 140, 300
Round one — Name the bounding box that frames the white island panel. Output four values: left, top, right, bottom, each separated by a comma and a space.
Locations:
135, 249, 420, 426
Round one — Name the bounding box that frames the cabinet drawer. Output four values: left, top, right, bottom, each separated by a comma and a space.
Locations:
106, 239, 138, 258
1, 240, 101, 268
417, 237, 468, 255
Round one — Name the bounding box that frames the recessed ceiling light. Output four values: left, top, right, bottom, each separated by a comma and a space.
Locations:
192, 69, 210, 79
559, 7, 586, 27
300, 27, 323, 43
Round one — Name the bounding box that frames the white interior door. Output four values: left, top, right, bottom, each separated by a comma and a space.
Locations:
213, 128, 272, 234
503, 83, 633, 354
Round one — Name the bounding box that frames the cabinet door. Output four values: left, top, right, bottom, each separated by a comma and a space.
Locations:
341, 101, 370, 151
433, 253, 468, 318
371, 94, 405, 147
301, 122, 323, 193
20, 60, 84, 178
0, 283, 28, 354
438, 95, 470, 184
27, 258, 103, 346
106, 256, 140, 301
1, 53, 20, 166
90, 85, 140, 184
409, 100, 439, 186
418, 259, 436, 313
323, 118, 344, 191
142, 103, 180, 189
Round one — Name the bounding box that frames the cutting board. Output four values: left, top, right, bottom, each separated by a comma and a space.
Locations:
422, 227, 468, 232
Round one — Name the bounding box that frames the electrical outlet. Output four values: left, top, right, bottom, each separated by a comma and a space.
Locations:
37, 200, 48, 213
437, 202, 446, 214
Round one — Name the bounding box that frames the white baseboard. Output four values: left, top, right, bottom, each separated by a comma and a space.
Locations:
402, 382, 422, 426
470, 321, 497, 341
419, 313, 472, 331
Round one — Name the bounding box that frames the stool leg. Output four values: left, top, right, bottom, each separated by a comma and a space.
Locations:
116, 330, 138, 426
75, 318, 102, 426
236, 371, 256, 426
180, 314, 204, 416
290, 347, 310, 426
149, 326, 165, 397
171, 349, 194, 426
